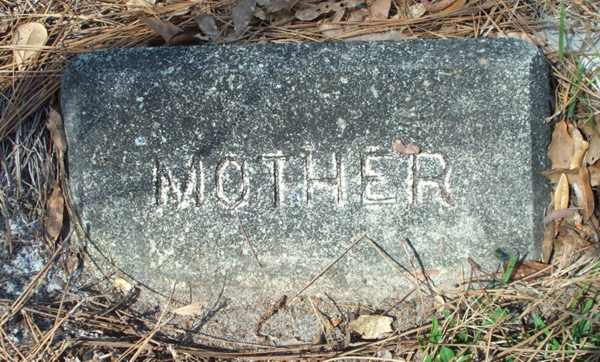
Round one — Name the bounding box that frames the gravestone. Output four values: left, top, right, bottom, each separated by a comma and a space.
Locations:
61, 39, 550, 314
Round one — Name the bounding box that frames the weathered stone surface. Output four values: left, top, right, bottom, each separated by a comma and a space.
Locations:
61, 39, 550, 309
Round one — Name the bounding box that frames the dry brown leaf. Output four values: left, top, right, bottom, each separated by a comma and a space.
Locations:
345, 30, 406, 41
554, 173, 569, 210
232, 0, 257, 34
295, 0, 363, 21
541, 222, 555, 263
589, 161, 600, 186
543, 168, 575, 184
348, 315, 393, 339
555, 228, 593, 268
428, 0, 465, 13
169, 32, 197, 46
113, 276, 134, 294
331, 7, 345, 22
569, 125, 589, 169
47, 108, 66, 157
141, 17, 183, 43
498, 31, 537, 45
172, 302, 203, 316
259, 0, 292, 13
543, 166, 600, 188
13, 22, 48, 70
510, 260, 554, 280
408, 3, 427, 18
319, 23, 345, 38
582, 125, 600, 165
578, 216, 599, 242
547, 121, 574, 169
543, 208, 579, 224
440, 0, 466, 14
348, 8, 369, 22
369, 0, 391, 19
574, 166, 594, 221
45, 182, 64, 241
126, 0, 155, 10
434, 294, 446, 313
294, 6, 321, 21
195, 15, 219, 40
392, 139, 420, 155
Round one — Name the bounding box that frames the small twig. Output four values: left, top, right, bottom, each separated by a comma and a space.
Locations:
238, 215, 263, 268
289, 232, 367, 303
255, 295, 288, 338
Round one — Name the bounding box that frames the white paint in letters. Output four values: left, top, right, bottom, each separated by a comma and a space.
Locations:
414, 153, 452, 207
153, 157, 204, 209
262, 152, 287, 208
361, 147, 397, 204
303, 148, 345, 207
152, 147, 452, 210
215, 156, 249, 209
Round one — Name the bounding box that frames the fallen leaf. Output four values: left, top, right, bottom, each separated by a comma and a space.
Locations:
168, 31, 197, 46
581, 124, 600, 165
408, 3, 427, 18
259, 0, 292, 13
580, 217, 600, 242
369, 0, 391, 19
319, 23, 345, 38
194, 15, 219, 40
590, 161, 600, 186
47, 108, 66, 157
348, 315, 393, 339
113, 276, 134, 294
346, 31, 408, 41
232, 0, 257, 34
555, 228, 593, 268
126, 0, 155, 10
348, 8, 370, 22
331, 7, 346, 22
294, 6, 321, 21
142, 17, 183, 43
543, 165, 600, 188
172, 302, 203, 316
569, 125, 589, 169
547, 121, 574, 169
541, 222, 555, 263
295, 0, 363, 21
543, 208, 579, 224
554, 173, 569, 210
498, 31, 538, 45
330, 316, 343, 329
508, 260, 554, 281
434, 294, 446, 313
45, 182, 64, 241
428, 0, 465, 13
13, 22, 48, 70
543, 168, 575, 184
392, 139, 420, 155
573, 166, 594, 221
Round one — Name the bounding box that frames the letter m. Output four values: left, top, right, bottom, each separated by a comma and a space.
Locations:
153, 157, 203, 209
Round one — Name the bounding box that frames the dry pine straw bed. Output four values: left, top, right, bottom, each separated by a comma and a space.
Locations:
1, 0, 600, 360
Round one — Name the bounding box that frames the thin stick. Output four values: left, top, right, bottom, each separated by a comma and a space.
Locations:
289, 232, 366, 303
238, 215, 263, 268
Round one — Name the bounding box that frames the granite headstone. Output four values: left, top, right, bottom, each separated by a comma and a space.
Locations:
61, 39, 550, 308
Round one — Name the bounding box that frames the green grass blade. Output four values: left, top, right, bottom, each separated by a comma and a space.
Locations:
559, 1, 566, 61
